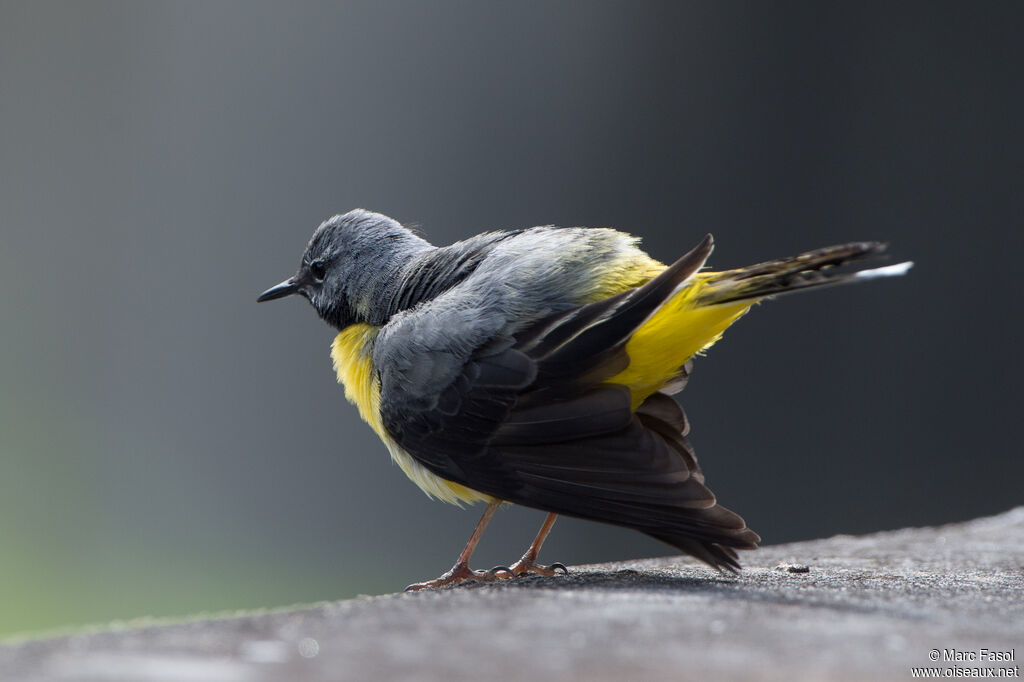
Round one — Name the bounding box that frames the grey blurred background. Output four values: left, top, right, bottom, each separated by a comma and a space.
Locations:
1, 1, 1021, 636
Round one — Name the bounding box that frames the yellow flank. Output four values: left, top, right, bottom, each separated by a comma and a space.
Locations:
577, 248, 756, 410
331, 323, 493, 506
609, 273, 754, 409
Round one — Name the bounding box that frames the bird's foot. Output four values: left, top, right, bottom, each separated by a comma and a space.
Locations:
507, 551, 569, 578
405, 563, 513, 591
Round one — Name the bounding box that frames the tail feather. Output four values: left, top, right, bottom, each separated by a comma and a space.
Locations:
647, 532, 748, 573
696, 241, 913, 307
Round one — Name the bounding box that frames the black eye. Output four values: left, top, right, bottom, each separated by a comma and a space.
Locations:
309, 260, 327, 281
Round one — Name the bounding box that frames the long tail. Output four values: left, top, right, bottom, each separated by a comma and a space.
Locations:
696, 241, 913, 307
610, 238, 912, 409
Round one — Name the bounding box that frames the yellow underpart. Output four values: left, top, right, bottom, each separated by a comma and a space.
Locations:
609, 272, 755, 409
330, 323, 493, 506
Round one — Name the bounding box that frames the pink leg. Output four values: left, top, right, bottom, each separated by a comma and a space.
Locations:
507, 513, 568, 577
405, 500, 512, 590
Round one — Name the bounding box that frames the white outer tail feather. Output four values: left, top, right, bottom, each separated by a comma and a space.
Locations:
853, 261, 914, 280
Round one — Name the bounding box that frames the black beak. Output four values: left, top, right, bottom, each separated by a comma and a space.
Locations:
257, 277, 300, 302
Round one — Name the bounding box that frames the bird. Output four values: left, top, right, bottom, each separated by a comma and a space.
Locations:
258, 209, 911, 590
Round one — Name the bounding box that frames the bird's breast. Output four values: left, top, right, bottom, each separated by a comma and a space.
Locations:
330, 323, 492, 506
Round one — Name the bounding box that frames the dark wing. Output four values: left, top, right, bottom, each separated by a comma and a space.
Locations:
375, 235, 759, 570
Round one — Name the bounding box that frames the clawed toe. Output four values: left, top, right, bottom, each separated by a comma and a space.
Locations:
508, 556, 570, 578
405, 559, 568, 590
404, 509, 567, 590
405, 563, 516, 591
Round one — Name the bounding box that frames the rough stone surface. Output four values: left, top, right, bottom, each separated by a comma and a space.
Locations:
2, 509, 1023, 682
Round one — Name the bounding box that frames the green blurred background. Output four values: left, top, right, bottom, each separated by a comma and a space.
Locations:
1, 1, 1021, 637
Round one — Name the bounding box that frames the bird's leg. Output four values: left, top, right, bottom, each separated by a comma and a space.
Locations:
405, 500, 512, 591
507, 513, 568, 577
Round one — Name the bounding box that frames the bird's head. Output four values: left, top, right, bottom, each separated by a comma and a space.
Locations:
257, 209, 430, 329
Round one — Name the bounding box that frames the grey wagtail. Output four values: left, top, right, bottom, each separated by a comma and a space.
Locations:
258, 209, 911, 590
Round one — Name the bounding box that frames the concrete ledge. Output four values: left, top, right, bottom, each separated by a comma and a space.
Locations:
3, 509, 1023, 681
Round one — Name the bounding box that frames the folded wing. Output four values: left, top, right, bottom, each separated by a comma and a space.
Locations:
375, 234, 759, 570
